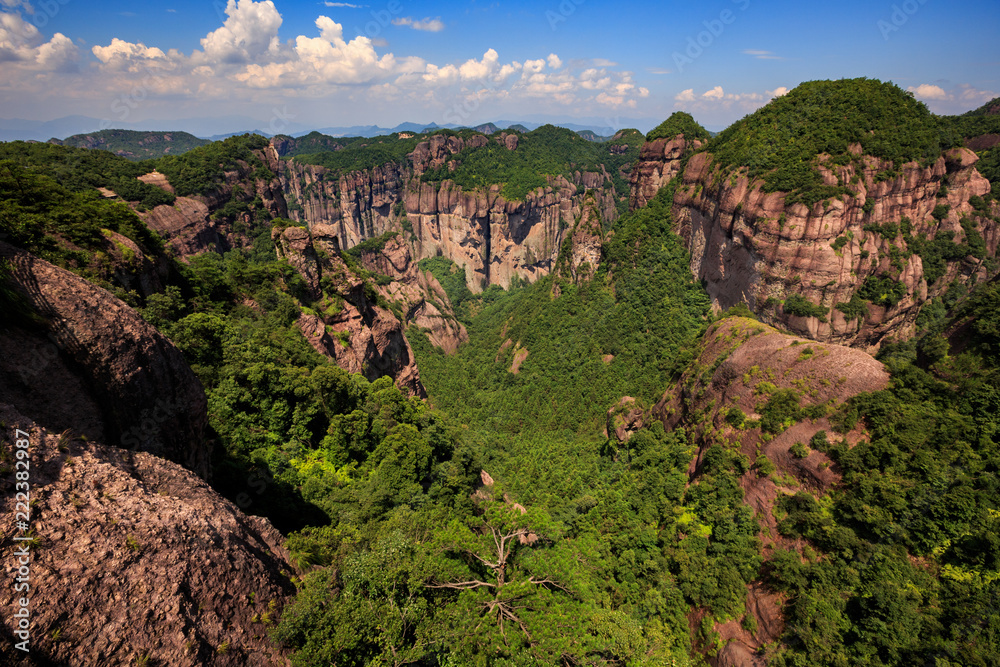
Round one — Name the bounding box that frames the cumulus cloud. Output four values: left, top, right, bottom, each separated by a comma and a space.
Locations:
2, 0, 652, 123
200, 0, 282, 64
907, 82, 998, 114
702, 85, 724, 99
0, 10, 78, 70
908, 83, 948, 100
768, 86, 789, 98
675, 88, 696, 103
392, 17, 444, 32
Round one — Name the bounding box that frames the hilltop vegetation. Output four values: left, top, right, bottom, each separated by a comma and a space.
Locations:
422, 124, 642, 204
705, 78, 952, 205
647, 111, 712, 143
57, 129, 209, 160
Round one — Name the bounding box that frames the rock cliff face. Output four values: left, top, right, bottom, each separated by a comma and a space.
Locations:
0, 404, 296, 667
273, 226, 427, 396
0, 241, 210, 478
633, 137, 999, 348
140, 145, 288, 259
628, 135, 703, 211
280, 133, 620, 293
655, 317, 890, 665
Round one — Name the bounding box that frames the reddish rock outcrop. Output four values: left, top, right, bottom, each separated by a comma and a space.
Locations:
656, 316, 891, 663
642, 141, 999, 349
356, 235, 468, 354
280, 137, 620, 293
628, 134, 704, 211
140, 145, 288, 259
273, 227, 425, 396
0, 241, 210, 478
0, 404, 295, 667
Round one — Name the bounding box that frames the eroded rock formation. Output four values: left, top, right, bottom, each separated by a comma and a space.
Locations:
0, 404, 296, 667
140, 145, 288, 259
656, 316, 890, 664
273, 226, 426, 396
0, 241, 210, 478
280, 135, 620, 292
632, 135, 999, 348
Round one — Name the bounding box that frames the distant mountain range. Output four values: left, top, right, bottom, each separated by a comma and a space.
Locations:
0, 114, 663, 144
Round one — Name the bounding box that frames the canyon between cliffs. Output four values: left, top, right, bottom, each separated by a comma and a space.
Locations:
1, 103, 998, 667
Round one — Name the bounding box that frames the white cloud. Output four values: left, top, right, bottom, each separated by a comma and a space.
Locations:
324, 2, 366, 6
0, 11, 78, 71
1, 0, 653, 124
675, 88, 695, 103
392, 16, 444, 32
523, 58, 545, 74
702, 85, 724, 99
200, 0, 282, 64
743, 49, 784, 60
768, 86, 789, 98
93, 38, 167, 66
908, 83, 948, 100
646, 67, 671, 75
906, 83, 998, 114
591, 58, 617, 67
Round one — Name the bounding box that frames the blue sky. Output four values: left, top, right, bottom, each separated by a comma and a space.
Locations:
0, 0, 997, 131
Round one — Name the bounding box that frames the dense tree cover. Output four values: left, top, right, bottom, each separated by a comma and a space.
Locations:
766, 276, 1000, 666
155, 133, 272, 196
706, 78, 951, 206
0, 156, 168, 300
646, 112, 711, 143
291, 132, 423, 177
421, 124, 642, 206
0, 140, 173, 209
58, 129, 209, 160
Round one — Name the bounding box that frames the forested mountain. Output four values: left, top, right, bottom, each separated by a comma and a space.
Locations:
2, 78, 1000, 667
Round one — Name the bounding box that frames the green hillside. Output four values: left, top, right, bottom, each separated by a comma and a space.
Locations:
705, 78, 950, 206
57, 129, 209, 160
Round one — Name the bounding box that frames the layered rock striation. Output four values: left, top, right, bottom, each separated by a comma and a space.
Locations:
632, 136, 999, 348
280, 133, 620, 292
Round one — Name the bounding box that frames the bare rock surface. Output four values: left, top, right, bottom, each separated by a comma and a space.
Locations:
273, 227, 426, 396
0, 404, 295, 667
666, 147, 997, 349
0, 241, 209, 478
280, 137, 620, 293
140, 145, 288, 260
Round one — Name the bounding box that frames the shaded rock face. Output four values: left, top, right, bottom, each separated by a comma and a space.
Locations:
0, 241, 210, 479
656, 317, 890, 664
665, 146, 997, 349
140, 145, 288, 259
273, 227, 426, 396
357, 235, 468, 354
628, 135, 703, 211
0, 404, 295, 667
280, 139, 620, 293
